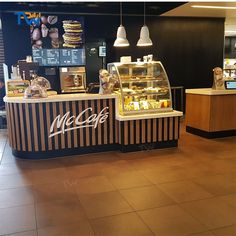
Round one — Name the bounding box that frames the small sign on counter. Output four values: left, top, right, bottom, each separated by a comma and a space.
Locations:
7, 80, 30, 97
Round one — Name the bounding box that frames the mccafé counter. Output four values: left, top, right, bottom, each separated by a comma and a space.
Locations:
4, 94, 182, 159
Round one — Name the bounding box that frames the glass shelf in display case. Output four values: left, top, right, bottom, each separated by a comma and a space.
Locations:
107, 61, 173, 115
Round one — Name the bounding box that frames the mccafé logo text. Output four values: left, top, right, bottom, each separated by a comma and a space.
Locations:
49, 107, 109, 138
15, 12, 41, 26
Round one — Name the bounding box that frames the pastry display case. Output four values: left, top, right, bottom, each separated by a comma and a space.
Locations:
107, 61, 172, 115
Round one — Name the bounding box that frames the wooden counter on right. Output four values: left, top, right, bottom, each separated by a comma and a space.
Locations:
185, 88, 236, 138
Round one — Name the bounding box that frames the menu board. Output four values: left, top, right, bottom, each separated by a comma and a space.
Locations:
33, 48, 85, 66
46, 49, 60, 65
32, 49, 60, 66
32, 49, 46, 66
60, 49, 85, 66
31, 15, 86, 67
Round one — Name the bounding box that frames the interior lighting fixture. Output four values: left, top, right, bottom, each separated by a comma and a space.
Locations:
114, 2, 129, 47
137, 2, 153, 47
191, 5, 236, 10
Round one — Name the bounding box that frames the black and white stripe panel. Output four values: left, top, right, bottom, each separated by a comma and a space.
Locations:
6, 98, 116, 152
119, 117, 180, 146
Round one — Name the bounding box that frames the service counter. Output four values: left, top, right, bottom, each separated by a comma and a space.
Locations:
4, 94, 182, 159
185, 88, 236, 138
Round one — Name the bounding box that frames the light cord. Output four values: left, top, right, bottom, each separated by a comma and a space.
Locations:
144, 2, 146, 25
120, 2, 122, 25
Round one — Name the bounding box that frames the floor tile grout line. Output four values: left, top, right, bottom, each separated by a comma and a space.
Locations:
135, 202, 208, 234
187, 229, 217, 236
154, 183, 218, 204
190, 175, 236, 197
58, 184, 236, 219
209, 223, 236, 236
0, 137, 7, 166
134, 214, 156, 236
36, 218, 92, 232
177, 200, 232, 233
72, 175, 180, 233
2, 229, 36, 236
33, 192, 39, 236
137, 170, 236, 186
69, 182, 97, 236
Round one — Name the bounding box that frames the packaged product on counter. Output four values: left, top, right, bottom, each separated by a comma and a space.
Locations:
24, 84, 48, 99
7, 80, 30, 97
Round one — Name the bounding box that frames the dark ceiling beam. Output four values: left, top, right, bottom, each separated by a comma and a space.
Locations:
0, 2, 186, 16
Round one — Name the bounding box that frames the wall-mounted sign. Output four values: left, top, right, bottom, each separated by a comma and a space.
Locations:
30, 15, 86, 66
32, 48, 85, 66
15, 12, 41, 26
49, 107, 109, 138
99, 46, 106, 57
30, 15, 84, 50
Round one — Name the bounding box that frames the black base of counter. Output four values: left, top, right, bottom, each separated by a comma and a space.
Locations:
12, 144, 119, 159
12, 140, 178, 159
120, 140, 178, 152
186, 126, 236, 139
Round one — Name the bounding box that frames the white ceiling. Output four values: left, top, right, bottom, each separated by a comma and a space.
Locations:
161, 2, 236, 36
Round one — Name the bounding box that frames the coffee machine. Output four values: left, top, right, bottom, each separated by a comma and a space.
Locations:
59, 67, 86, 93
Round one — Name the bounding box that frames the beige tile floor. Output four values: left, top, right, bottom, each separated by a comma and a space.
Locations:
0, 123, 236, 236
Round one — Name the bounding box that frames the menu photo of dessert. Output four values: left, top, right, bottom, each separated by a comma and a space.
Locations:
31, 15, 60, 49
62, 20, 83, 48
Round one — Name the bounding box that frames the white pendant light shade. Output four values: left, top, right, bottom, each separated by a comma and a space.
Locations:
114, 25, 130, 47
114, 2, 129, 47
137, 2, 153, 47
137, 25, 153, 46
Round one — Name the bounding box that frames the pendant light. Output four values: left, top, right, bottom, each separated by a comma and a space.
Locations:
137, 2, 153, 47
114, 2, 129, 47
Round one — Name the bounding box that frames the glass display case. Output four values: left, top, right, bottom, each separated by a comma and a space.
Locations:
107, 61, 172, 115
224, 59, 236, 79
223, 69, 236, 79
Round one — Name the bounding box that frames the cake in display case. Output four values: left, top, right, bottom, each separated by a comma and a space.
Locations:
107, 61, 172, 115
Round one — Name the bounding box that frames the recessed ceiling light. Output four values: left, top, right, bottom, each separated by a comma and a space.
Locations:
149, 6, 160, 10
191, 5, 236, 10
87, 3, 99, 8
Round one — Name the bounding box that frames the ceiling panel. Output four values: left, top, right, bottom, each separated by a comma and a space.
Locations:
0, 2, 185, 16
162, 2, 236, 37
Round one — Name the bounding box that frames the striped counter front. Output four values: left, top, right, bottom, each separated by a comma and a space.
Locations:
117, 112, 181, 152
4, 94, 182, 159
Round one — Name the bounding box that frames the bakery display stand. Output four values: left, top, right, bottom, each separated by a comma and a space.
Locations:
109, 61, 182, 152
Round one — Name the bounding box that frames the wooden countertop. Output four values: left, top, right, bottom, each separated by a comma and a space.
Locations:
4, 93, 183, 120
4, 93, 118, 103
186, 88, 236, 95
116, 110, 183, 121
